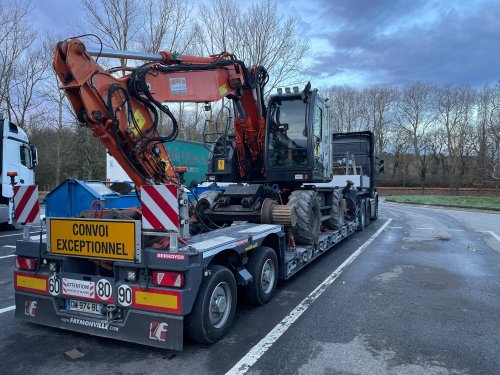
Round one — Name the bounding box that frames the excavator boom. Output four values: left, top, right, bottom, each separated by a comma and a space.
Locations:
53, 39, 267, 187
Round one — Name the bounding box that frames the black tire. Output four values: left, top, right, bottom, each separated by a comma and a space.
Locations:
373, 196, 379, 220
186, 266, 237, 344
365, 201, 370, 227
356, 201, 366, 231
288, 190, 321, 245
325, 188, 344, 230
243, 246, 278, 305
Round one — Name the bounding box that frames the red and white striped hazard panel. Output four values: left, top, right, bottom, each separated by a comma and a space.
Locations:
141, 185, 179, 231
13, 185, 40, 224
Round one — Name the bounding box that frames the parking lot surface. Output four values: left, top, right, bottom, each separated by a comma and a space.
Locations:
0, 202, 499, 375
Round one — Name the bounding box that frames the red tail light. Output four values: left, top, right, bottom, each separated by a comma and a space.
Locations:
15, 257, 37, 271
152, 271, 184, 288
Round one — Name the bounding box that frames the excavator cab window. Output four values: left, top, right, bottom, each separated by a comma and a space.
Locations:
266, 98, 308, 168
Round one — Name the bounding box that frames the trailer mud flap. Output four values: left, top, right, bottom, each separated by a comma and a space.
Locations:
15, 292, 183, 350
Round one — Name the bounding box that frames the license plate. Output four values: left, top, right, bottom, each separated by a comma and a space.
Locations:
66, 299, 103, 315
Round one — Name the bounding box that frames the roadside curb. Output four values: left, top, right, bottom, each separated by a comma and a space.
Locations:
384, 198, 500, 212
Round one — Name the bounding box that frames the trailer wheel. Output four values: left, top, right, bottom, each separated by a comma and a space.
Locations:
186, 265, 237, 344
243, 246, 278, 305
288, 190, 320, 245
356, 200, 366, 231
325, 188, 344, 230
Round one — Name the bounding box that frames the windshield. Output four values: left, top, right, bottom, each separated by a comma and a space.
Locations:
267, 99, 308, 168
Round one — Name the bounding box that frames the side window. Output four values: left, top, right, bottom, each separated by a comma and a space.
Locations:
314, 104, 322, 157
20, 145, 32, 169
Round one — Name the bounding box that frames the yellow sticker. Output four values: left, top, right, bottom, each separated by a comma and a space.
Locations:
16, 274, 47, 292
135, 290, 178, 310
217, 159, 225, 170
131, 109, 146, 134
219, 84, 228, 96
245, 243, 258, 251
49, 218, 137, 261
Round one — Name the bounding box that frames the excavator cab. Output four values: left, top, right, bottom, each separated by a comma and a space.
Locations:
265, 87, 332, 184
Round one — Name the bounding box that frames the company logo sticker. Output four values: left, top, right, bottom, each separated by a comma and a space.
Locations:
62, 317, 109, 330
24, 300, 37, 316
149, 322, 168, 341
156, 253, 185, 260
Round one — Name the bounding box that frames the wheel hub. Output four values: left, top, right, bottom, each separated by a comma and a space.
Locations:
212, 295, 227, 314
261, 259, 275, 294
209, 282, 232, 328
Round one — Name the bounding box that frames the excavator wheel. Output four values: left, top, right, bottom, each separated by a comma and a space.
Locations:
288, 190, 320, 245
325, 188, 344, 230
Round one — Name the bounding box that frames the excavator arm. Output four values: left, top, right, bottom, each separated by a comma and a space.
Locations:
53, 38, 268, 187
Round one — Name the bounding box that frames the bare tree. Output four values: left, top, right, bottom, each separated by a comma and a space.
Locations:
80, 0, 140, 67
395, 82, 436, 189
435, 85, 476, 190
362, 86, 398, 156
196, 0, 309, 94
327, 86, 366, 133
475, 83, 500, 186
6, 44, 51, 131
138, 0, 196, 54
0, 0, 34, 112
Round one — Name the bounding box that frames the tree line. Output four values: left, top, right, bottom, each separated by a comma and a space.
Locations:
0, 0, 498, 191
325, 82, 500, 190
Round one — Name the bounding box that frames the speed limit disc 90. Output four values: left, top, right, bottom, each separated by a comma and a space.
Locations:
117, 285, 132, 306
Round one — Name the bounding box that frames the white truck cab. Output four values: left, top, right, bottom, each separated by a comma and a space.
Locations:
0, 113, 38, 224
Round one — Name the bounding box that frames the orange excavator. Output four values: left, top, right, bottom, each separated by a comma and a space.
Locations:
53, 38, 268, 188
54, 37, 338, 244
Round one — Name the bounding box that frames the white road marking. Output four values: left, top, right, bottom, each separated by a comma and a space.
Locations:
415, 227, 433, 230
225, 219, 393, 375
479, 231, 500, 242
29, 234, 46, 241
2, 245, 16, 248
0, 254, 15, 259
0, 305, 15, 314
383, 201, 500, 216
389, 226, 404, 229
0, 231, 45, 239
0, 233, 23, 238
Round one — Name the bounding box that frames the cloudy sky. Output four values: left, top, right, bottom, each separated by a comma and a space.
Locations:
33, 0, 500, 88
288, 0, 500, 87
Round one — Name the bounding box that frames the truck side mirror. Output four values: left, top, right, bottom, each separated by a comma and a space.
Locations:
31, 146, 39, 167
379, 159, 385, 174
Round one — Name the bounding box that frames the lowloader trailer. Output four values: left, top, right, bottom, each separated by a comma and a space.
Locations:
14, 217, 359, 350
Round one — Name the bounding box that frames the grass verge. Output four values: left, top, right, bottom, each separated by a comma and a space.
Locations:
385, 195, 500, 211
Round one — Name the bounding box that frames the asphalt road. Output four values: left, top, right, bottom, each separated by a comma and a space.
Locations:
0, 202, 499, 375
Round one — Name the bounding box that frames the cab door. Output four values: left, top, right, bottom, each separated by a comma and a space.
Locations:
312, 97, 331, 180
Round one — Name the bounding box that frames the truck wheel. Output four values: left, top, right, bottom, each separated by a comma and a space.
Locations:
186, 265, 237, 344
365, 201, 370, 227
288, 190, 320, 245
243, 246, 278, 305
373, 197, 379, 220
356, 201, 366, 231
325, 188, 344, 230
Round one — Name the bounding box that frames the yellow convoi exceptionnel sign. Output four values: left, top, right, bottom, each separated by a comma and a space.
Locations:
48, 218, 138, 261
